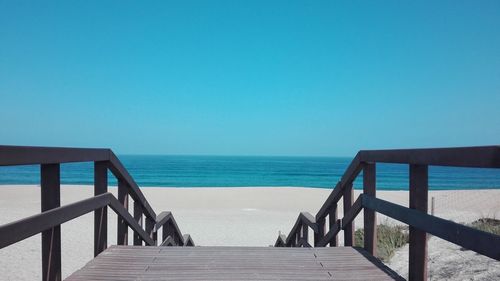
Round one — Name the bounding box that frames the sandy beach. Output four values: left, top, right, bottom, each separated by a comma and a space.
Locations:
1, 185, 499, 280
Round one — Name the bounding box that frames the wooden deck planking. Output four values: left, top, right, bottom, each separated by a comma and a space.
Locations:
66, 246, 403, 281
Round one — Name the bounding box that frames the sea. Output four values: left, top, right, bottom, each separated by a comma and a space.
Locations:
0, 155, 499, 190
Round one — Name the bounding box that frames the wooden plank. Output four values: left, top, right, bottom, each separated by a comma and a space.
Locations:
0, 195, 154, 250
343, 183, 354, 246
362, 195, 500, 260
285, 212, 317, 245
317, 219, 341, 247
108, 197, 155, 246
0, 145, 110, 166
41, 164, 61, 281
94, 161, 108, 257
133, 201, 143, 246
117, 179, 128, 245
302, 224, 308, 245
108, 152, 156, 220
314, 216, 325, 247
328, 204, 338, 246
182, 234, 194, 246
363, 163, 376, 255
146, 217, 155, 245
359, 146, 500, 168
66, 246, 403, 281
300, 212, 317, 232
0, 193, 111, 249
316, 155, 362, 220
342, 195, 363, 230
340, 153, 363, 186
316, 181, 342, 220
154, 211, 172, 231
155, 211, 184, 243
409, 164, 428, 281
275, 234, 287, 247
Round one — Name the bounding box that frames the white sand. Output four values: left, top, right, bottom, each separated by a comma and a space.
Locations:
0, 185, 499, 280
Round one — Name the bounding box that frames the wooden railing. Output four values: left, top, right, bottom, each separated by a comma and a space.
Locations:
275, 146, 500, 281
0, 145, 194, 281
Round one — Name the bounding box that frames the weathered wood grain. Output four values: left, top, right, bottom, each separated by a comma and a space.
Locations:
66, 246, 403, 281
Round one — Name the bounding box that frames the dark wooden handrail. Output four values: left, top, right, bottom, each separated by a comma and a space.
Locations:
280, 212, 317, 247
0, 193, 154, 248
183, 234, 195, 246
359, 146, 500, 168
362, 194, 500, 260
0, 145, 156, 220
0, 145, 194, 281
0, 145, 110, 166
155, 211, 193, 246
108, 152, 155, 220
276, 145, 500, 281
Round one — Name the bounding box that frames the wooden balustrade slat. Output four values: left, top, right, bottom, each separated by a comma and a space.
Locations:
146, 217, 155, 245
94, 161, 108, 257
41, 164, 61, 281
342, 195, 363, 230
284, 212, 317, 246
107, 196, 155, 246
340, 154, 363, 187
343, 183, 354, 246
274, 234, 287, 247
0, 194, 111, 249
117, 179, 128, 246
133, 202, 143, 246
317, 219, 341, 247
182, 234, 195, 246
363, 163, 376, 255
314, 217, 325, 247
408, 164, 429, 281
108, 152, 156, 220
316, 181, 342, 220
328, 204, 338, 247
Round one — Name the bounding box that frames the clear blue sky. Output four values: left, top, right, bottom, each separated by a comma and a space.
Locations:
1, 1, 499, 156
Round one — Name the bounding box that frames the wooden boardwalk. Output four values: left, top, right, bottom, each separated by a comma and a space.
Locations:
2, 146, 498, 281
66, 245, 403, 281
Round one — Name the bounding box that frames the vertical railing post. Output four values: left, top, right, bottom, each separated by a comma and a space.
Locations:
133, 201, 143, 245
363, 163, 376, 255
295, 226, 300, 247
163, 221, 176, 245
41, 164, 61, 281
162, 223, 169, 244
146, 216, 155, 246
328, 205, 338, 246
117, 179, 128, 245
314, 216, 325, 247
409, 164, 429, 281
343, 183, 354, 246
94, 161, 108, 257
302, 224, 308, 246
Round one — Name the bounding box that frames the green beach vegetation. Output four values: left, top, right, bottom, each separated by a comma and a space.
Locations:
469, 218, 500, 236
354, 223, 409, 262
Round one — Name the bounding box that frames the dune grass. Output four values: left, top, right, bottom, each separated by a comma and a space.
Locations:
469, 218, 500, 235
352, 217, 499, 262
354, 224, 409, 262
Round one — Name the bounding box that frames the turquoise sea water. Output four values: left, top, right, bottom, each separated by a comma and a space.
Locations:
0, 155, 499, 190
